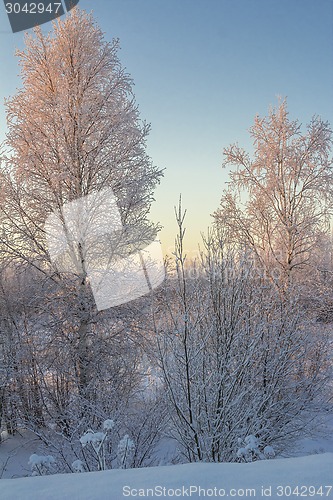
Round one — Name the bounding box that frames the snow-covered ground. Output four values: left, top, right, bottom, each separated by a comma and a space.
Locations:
292, 408, 333, 457
1, 412, 333, 499
0, 430, 40, 479
0, 453, 332, 500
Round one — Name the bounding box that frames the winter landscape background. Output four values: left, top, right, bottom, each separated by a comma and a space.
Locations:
0, 1, 332, 499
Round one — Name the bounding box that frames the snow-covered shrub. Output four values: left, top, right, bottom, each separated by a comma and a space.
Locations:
237, 435, 275, 462
79, 421, 135, 471
80, 431, 106, 450
103, 419, 115, 431
28, 454, 56, 476
155, 209, 332, 463
263, 445, 275, 459
71, 459, 85, 473
79, 419, 116, 471
80, 430, 107, 471
117, 435, 135, 469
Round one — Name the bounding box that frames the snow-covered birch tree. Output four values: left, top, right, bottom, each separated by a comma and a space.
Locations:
1, 8, 162, 403
214, 99, 333, 294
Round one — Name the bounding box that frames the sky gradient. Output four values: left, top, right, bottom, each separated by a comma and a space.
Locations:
0, 0, 332, 255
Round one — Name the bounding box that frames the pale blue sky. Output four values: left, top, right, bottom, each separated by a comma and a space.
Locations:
0, 0, 332, 254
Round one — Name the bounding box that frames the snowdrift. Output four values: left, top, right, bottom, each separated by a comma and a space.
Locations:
1, 453, 332, 499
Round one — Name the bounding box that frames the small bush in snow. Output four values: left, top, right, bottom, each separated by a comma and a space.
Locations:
263, 445, 275, 458
117, 435, 135, 469
80, 431, 106, 449
28, 454, 56, 476
72, 459, 85, 473
237, 435, 275, 462
79, 419, 135, 471
103, 419, 115, 431
80, 429, 108, 471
